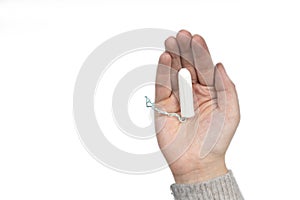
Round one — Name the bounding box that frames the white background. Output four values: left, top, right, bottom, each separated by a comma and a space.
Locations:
1, 1, 300, 199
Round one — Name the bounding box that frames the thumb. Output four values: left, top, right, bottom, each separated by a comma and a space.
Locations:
214, 63, 238, 111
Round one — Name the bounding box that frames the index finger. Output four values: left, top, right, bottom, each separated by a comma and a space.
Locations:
192, 35, 215, 86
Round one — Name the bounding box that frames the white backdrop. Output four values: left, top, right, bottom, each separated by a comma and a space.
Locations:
1, 1, 300, 199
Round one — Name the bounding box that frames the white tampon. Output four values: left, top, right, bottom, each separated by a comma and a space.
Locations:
178, 68, 195, 118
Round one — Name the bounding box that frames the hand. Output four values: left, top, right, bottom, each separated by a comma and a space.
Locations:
155, 30, 240, 184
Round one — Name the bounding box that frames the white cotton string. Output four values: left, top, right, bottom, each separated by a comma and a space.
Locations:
145, 96, 186, 123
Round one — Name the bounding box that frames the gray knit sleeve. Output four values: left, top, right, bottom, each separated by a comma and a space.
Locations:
170, 170, 244, 200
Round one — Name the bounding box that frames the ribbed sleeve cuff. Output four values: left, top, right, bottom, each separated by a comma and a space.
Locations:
170, 170, 244, 200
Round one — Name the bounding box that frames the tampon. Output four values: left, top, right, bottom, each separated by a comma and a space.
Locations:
178, 68, 195, 118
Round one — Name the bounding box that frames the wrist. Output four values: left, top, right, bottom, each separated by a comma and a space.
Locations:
173, 159, 228, 184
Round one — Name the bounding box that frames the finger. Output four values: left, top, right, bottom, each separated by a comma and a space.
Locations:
192, 35, 215, 86
155, 52, 172, 102
214, 63, 239, 111
165, 36, 182, 98
165, 36, 181, 71
176, 30, 198, 83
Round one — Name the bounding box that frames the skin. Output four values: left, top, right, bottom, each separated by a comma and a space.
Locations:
155, 30, 240, 184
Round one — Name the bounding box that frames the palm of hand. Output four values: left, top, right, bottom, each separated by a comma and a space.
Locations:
155, 30, 240, 183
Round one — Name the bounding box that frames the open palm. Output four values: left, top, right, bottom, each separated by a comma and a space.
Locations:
155, 30, 240, 183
